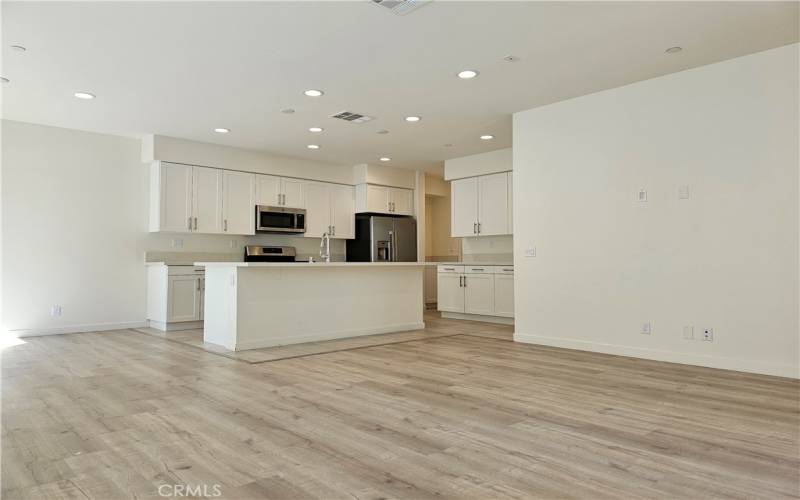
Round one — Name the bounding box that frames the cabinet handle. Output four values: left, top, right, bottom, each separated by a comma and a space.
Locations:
197, 279, 201, 291
472, 268, 484, 271
282, 193, 286, 205
444, 267, 455, 271
503, 268, 513, 272
459, 276, 463, 287
188, 217, 192, 230
478, 222, 481, 234
193, 217, 197, 230
332, 225, 336, 236
473, 222, 477, 234
224, 219, 228, 232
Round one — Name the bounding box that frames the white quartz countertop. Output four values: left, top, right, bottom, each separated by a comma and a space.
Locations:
196, 261, 426, 268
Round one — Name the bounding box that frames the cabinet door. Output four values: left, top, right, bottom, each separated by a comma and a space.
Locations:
464, 273, 495, 315
494, 273, 514, 317
366, 184, 391, 213
192, 166, 223, 234
451, 177, 479, 237
167, 275, 201, 322
281, 178, 306, 208
478, 172, 509, 236
390, 188, 414, 215
330, 184, 355, 239
507, 172, 513, 235
437, 273, 465, 313
255, 174, 281, 206
303, 182, 331, 238
222, 170, 255, 235
159, 162, 193, 232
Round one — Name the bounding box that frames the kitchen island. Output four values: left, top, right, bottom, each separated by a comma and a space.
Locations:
196, 261, 425, 350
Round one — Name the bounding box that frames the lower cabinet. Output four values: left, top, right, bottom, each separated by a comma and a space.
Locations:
437, 265, 513, 319
147, 265, 205, 331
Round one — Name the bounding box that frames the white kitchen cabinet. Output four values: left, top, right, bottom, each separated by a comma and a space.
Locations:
222, 170, 255, 235
356, 184, 414, 215
305, 183, 355, 239
147, 264, 205, 331
153, 162, 193, 232
464, 273, 495, 315
451, 177, 479, 237
437, 272, 465, 313
478, 172, 509, 236
507, 172, 513, 233
450, 172, 511, 237
256, 174, 305, 208
436, 264, 513, 321
168, 275, 203, 322
192, 166, 224, 234
330, 184, 355, 239
494, 272, 514, 317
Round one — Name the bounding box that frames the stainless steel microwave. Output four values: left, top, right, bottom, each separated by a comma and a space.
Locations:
255, 205, 306, 233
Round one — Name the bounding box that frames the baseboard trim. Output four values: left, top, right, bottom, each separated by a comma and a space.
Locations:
147, 320, 204, 332
11, 321, 149, 338
513, 332, 799, 379
442, 312, 514, 325
235, 322, 427, 351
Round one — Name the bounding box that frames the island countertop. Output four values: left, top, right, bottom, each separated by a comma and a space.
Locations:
196, 261, 426, 268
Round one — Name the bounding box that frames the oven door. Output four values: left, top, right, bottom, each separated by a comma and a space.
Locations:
256, 206, 306, 233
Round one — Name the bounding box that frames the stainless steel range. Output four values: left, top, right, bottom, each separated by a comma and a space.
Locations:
244, 246, 297, 262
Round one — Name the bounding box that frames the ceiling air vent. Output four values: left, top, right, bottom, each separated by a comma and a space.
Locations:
330, 111, 375, 124
371, 0, 431, 16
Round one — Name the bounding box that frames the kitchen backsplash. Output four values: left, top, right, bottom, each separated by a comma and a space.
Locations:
460, 235, 513, 263
144, 233, 346, 262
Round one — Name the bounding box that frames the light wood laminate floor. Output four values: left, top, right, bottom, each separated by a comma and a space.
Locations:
2, 314, 798, 499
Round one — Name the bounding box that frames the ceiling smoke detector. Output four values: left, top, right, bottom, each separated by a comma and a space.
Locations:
330, 111, 375, 124
371, 0, 431, 16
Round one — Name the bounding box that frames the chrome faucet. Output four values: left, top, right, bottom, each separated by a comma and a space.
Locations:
319, 231, 331, 263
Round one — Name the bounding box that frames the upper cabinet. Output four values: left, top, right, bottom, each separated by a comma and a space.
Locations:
451, 172, 511, 237
222, 170, 255, 235
355, 183, 414, 216
304, 182, 355, 239
151, 162, 224, 234
255, 174, 305, 209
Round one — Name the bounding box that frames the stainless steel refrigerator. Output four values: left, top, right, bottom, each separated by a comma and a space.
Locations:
346, 214, 417, 262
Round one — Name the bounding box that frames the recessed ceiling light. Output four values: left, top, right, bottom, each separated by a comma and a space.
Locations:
665, 46, 683, 54
0, 77, 9, 83
307, 144, 320, 150
74, 92, 95, 100
214, 128, 230, 134
379, 157, 391, 162
457, 70, 479, 79
308, 127, 323, 133
404, 116, 421, 122
480, 135, 494, 140
377, 130, 389, 135
281, 108, 295, 114
304, 89, 324, 97
10, 45, 26, 52
503, 55, 518, 62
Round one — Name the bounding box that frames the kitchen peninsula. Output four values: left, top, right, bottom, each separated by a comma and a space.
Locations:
198, 261, 425, 350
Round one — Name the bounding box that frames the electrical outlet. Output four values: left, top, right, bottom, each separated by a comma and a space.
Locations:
229, 240, 238, 249
171, 238, 184, 248
702, 328, 714, 342
637, 188, 647, 202
50, 305, 62, 317
683, 325, 694, 340
525, 246, 536, 257
678, 184, 690, 199
641, 322, 652, 335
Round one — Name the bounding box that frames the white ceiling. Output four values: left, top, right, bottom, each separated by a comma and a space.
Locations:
2, 1, 797, 172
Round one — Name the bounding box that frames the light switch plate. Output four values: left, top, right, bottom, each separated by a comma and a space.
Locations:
525, 247, 536, 257
641, 322, 652, 335
637, 189, 647, 202
683, 325, 694, 340
678, 184, 690, 199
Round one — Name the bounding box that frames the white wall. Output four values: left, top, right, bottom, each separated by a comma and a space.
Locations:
353, 163, 416, 189
1, 121, 346, 335
444, 148, 511, 180
512, 44, 799, 378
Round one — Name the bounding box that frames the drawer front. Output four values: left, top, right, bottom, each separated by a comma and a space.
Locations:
437, 265, 465, 274
168, 265, 205, 276
493, 266, 514, 275
465, 265, 492, 274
